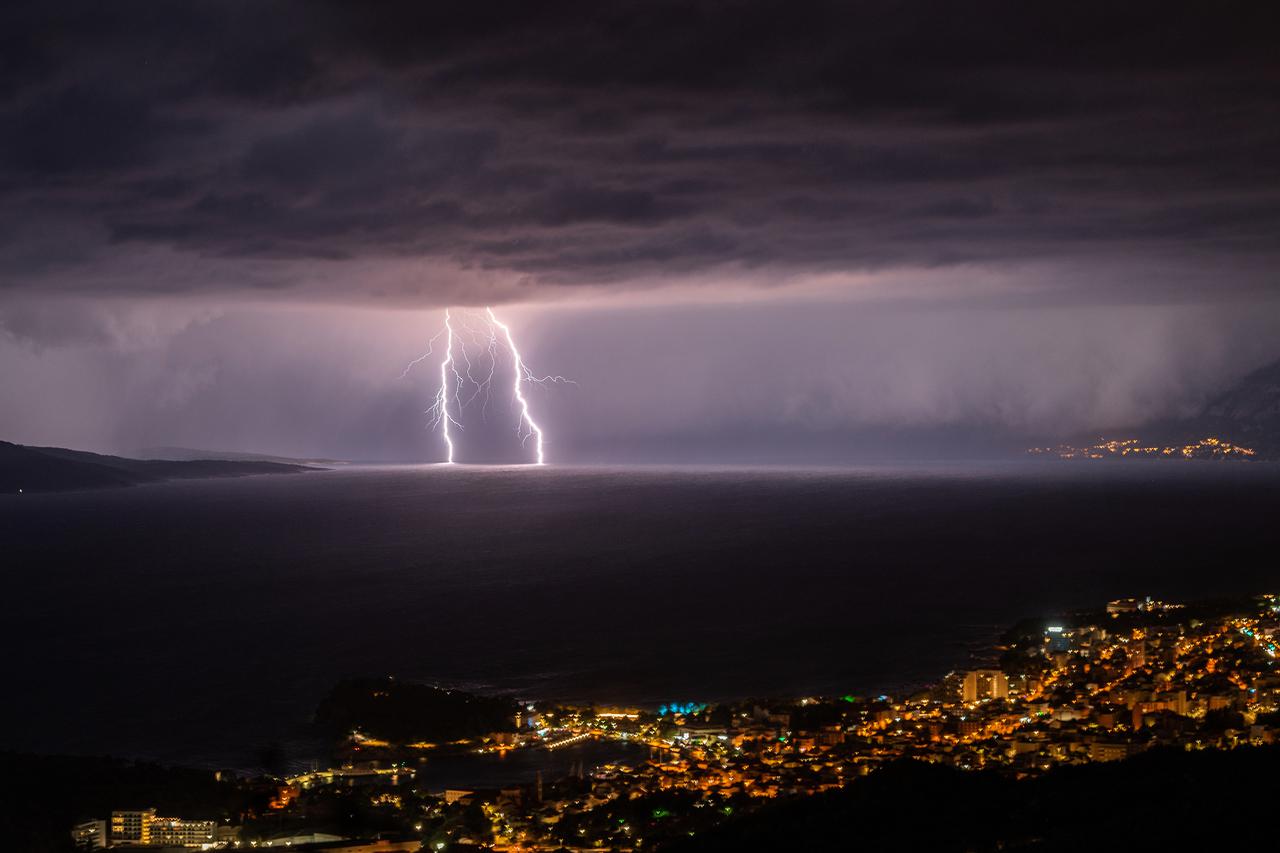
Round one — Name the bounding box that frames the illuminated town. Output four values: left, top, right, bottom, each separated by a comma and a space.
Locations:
71, 593, 1280, 851
1027, 435, 1257, 460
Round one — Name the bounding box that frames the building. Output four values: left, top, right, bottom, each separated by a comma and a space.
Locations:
112, 809, 156, 845
1161, 690, 1189, 716
260, 831, 346, 846
109, 808, 215, 847
1089, 741, 1144, 762
1045, 625, 1071, 653
1106, 598, 1140, 616
71, 819, 108, 850
149, 816, 217, 847
962, 670, 1009, 703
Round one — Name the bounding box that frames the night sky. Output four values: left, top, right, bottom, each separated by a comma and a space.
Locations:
2, 1, 1279, 461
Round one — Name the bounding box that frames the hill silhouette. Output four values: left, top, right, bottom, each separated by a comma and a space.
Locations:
0, 440, 318, 494
1188, 357, 1280, 456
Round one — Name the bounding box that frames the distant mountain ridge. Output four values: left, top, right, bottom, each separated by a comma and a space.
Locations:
1185, 358, 1280, 455
137, 446, 343, 465
1031, 356, 1280, 460
0, 441, 320, 494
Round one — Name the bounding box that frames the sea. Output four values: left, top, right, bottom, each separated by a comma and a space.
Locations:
2, 462, 1278, 778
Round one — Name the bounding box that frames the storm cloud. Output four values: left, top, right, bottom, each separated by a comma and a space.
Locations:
2, 1, 1279, 458
2, 0, 1278, 301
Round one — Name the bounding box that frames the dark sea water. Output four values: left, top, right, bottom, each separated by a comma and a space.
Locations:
3, 462, 1279, 774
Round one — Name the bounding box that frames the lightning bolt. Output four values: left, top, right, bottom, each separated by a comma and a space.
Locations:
487, 306, 545, 465
431, 309, 458, 463
404, 307, 571, 465
397, 326, 445, 380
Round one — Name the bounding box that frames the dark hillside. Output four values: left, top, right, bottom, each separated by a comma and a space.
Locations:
0, 440, 316, 493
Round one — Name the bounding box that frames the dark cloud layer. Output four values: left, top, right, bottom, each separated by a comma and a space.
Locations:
1, 0, 1278, 302
3, 2, 1280, 459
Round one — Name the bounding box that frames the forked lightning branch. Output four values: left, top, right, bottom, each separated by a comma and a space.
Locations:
403, 307, 573, 465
